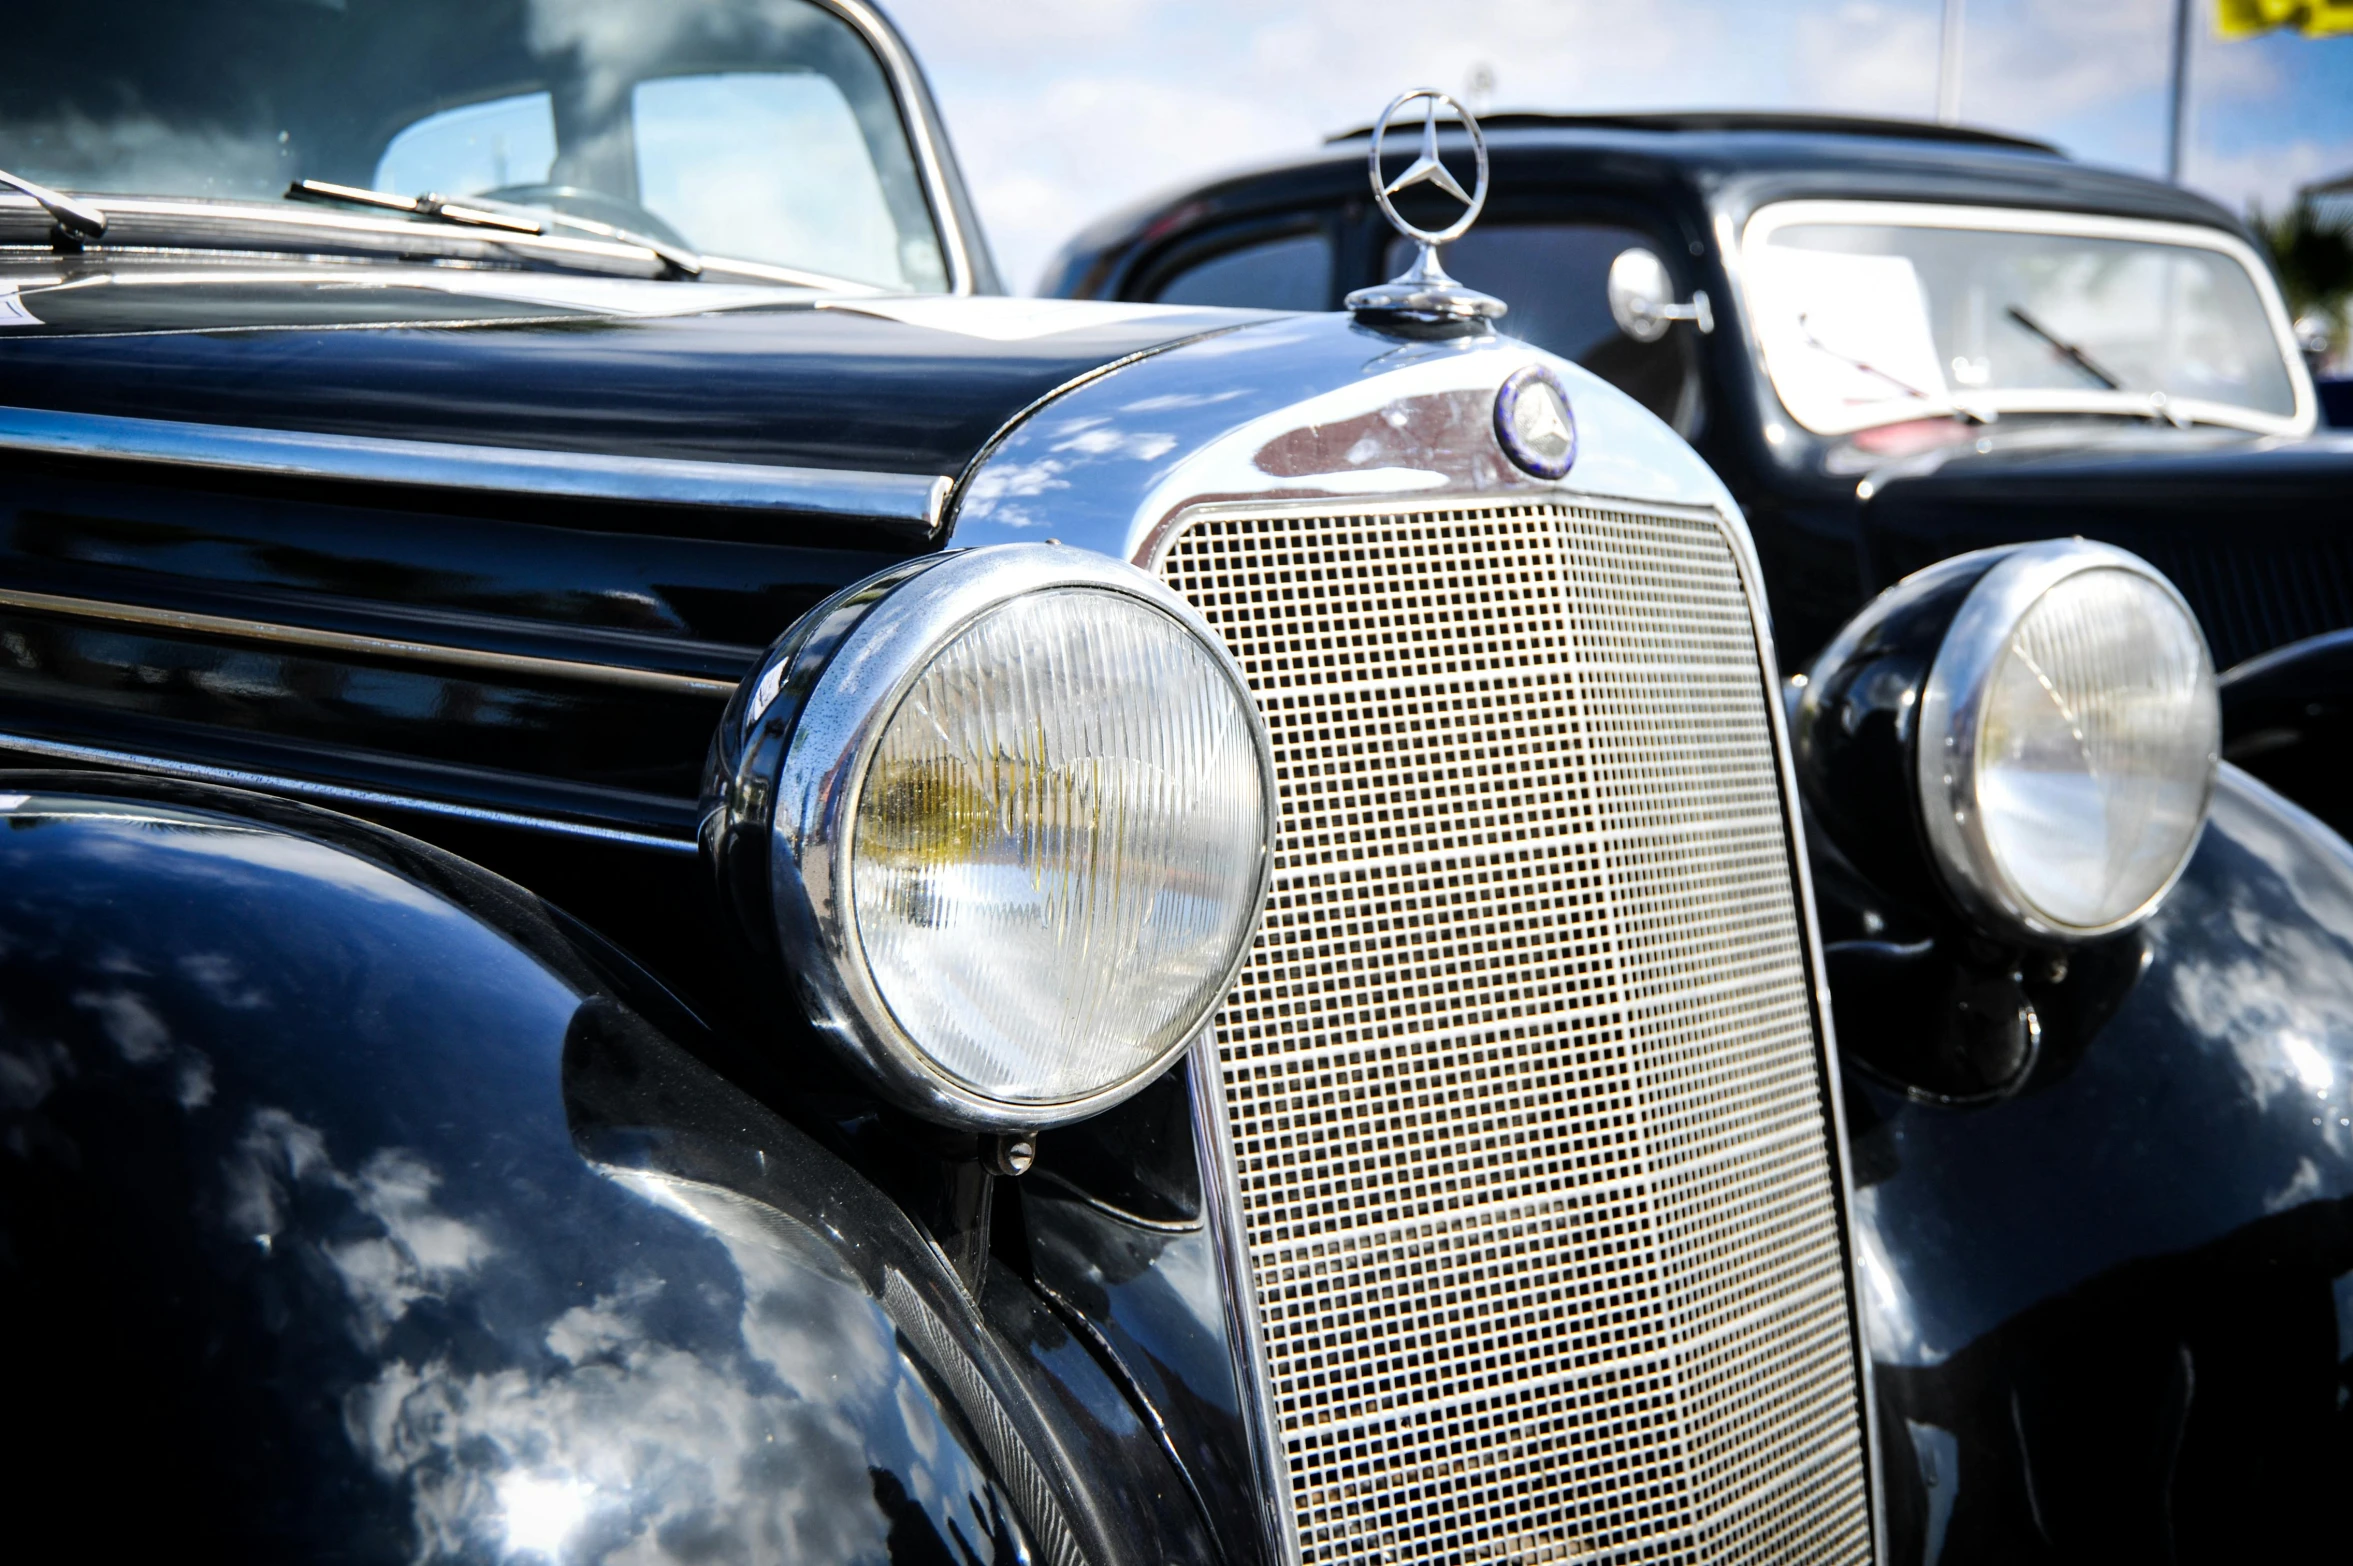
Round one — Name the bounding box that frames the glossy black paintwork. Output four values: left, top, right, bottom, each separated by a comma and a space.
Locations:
1793, 549, 2000, 926
2219, 628, 2353, 844
1860, 433, 2353, 671
0, 275, 1248, 477
1044, 120, 2341, 677
1790, 546, 2353, 1552
0, 773, 1225, 1565
0, 459, 917, 841
1843, 768, 2353, 1563
0, 273, 1253, 853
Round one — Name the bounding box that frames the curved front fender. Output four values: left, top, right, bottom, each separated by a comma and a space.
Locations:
1852, 765, 2353, 1562
0, 775, 1049, 1565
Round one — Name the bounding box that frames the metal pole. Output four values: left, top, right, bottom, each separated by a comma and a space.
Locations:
1937, 0, 1967, 127
2166, 0, 2195, 183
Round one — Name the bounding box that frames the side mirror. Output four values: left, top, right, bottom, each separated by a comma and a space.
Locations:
1607, 246, 1714, 341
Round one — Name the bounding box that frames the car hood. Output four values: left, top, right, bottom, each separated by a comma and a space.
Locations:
1862, 426, 2353, 508
1859, 427, 2353, 670
0, 261, 1260, 477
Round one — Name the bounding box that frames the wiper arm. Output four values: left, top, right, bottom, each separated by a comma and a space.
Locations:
288, 179, 702, 278
451, 191, 705, 279
1797, 312, 1992, 423
0, 167, 106, 239
2003, 305, 2124, 391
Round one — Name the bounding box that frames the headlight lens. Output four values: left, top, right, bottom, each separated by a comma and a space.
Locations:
1919, 542, 2217, 941
852, 588, 1266, 1106
726, 544, 1274, 1131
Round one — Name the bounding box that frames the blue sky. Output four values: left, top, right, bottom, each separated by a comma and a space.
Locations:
881, 0, 2353, 292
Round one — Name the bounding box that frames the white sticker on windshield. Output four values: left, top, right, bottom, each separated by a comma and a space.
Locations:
1751, 247, 1950, 434
0, 285, 41, 328
820, 295, 1199, 342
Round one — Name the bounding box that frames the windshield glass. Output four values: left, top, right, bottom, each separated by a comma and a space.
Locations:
1742, 201, 2301, 436
4, 0, 949, 290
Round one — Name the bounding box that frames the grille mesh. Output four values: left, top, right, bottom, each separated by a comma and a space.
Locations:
1159, 499, 1870, 1566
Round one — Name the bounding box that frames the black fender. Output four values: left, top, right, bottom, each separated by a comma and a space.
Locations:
1850, 766, 2353, 1563
0, 772, 1183, 1566
2220, 627, 2353, 842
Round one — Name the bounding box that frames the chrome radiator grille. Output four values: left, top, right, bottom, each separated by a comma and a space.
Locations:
1158, 499, 1870, 1565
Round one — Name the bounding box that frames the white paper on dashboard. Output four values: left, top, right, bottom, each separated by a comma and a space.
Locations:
0, 286, 42, 327
1750, 247, 1950, 433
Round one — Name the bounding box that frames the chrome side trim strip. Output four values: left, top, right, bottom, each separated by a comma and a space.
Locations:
0, 585, 744, 699
0, 729, 701, 854
0, 403, 953, 536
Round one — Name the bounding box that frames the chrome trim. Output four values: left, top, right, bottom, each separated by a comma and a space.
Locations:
1186, 1031, 1303, 1566
0, 404, 953, 536
960, 313, 1884, 1555
953, 313, 1729, 563
1347, 90, 1504, 324
0, 166, 105, 238
1735, 198, 2318, 436
769, 543, 1276, 1132
0, 728, 700, 853
1154, 486, 1884, 1564
0, 192, 692, 281
825, 0, 981, 294
1915, 537, 2219, 943
0, 585, 740, 698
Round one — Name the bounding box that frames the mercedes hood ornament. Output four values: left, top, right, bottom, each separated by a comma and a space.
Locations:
1346, 89, 1506, 328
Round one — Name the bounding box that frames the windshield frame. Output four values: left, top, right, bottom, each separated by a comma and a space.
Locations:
806, 0, 980, 294
1734, 198, 2316, 439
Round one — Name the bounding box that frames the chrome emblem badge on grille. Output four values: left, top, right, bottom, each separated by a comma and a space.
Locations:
1495, 362, 1577, 478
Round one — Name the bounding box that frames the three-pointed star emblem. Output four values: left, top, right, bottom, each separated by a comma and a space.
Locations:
1380, 95, 1476, 209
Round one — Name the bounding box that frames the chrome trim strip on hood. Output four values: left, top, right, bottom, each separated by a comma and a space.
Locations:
0, 403, 953, 535
0, 728, 702, 853
0, 586, 741, 698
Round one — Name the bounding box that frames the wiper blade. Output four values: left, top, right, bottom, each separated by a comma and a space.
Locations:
2004, 305, 2124, 391
288, 178, 540, 234
288, 179, 702, 278
0, 167, 106, 239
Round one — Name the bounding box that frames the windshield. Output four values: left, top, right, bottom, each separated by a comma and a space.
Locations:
1741, 201, 2303, 436
4, 0, 949, 290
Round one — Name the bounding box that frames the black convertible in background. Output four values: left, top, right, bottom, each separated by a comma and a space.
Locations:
1047, 113, 2353, 837
4, 7, 2353, 1564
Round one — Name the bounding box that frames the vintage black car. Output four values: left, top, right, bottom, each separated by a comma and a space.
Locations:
1046, 111, 2353, 841
1, 14, 2347, 1566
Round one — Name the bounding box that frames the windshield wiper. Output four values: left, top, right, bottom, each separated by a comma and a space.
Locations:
0, 167, 106, 240
1797, 313, 1937, 402
1796, 312, 1993, 423
2003, 305, 2124, 391
287, 179, 702, 278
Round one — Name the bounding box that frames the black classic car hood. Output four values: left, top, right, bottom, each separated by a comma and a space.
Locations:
0, 264, 1257, 477
1862, 429, 2353, 669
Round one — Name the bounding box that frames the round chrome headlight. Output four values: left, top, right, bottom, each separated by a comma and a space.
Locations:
1917, 539, 2218, 942
715, 544, 1273, 1130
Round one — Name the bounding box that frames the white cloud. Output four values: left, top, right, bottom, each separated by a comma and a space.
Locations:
1791, 3, 1941, 116
2191, 132, 2353, 217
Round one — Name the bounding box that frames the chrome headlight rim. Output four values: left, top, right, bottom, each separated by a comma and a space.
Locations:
1915, 537, 2217, 945
769, 543, 1276, 1132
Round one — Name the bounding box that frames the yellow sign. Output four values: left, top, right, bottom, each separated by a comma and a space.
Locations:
2217, 0, 2353, 37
